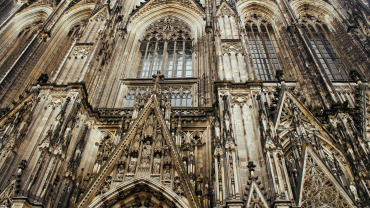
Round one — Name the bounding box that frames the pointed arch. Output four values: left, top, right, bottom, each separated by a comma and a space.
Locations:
0, 5, 52, 34
76, 94, 200, 208
290, 0, 339, 25
53, 3, 95, 35
245, 181, 269, 208
275, 90, 343, 155
215, 1, 236, 17
237, 0, 283, 26
88, 177, 190, 208
127, 1, 206, 42
0, 4, 95, 108
30, 4, 94, 70
297, 147, 356, 207
272, 89, 356, 199
0, 6, 52, 78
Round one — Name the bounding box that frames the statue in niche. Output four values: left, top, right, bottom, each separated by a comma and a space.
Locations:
133, 100, 140, 119
131, 127, 142, 152
144, 114, 155, 137
154, 125, 163, 152
142, 141, 152, 158
161, 95, 166, 109
153, 154, 161, 174
163, 166, 171, 180
189, 151, 194, 162
102, 138, 113, 161
163, 145, 172, 165
141, 141, 152, 167
116, 164, 125, 180
128, 157, 137, 173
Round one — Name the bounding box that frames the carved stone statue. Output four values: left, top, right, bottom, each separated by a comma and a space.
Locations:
144, 114, 155, 137
131, 127, 142, 152
116, 164, 125, 180
102, 140, 112, 160
163, 166, 171, 180
154, 126, 163, 152
140, 141, 152, 167
153, 154, 161, 174
142, 141, 152, 158
128, 158, 137, 173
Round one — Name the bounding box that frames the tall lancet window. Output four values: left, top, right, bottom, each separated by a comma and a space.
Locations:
246, 20, 281, 81
136, 16, 193, 78
302, 22, 348, 81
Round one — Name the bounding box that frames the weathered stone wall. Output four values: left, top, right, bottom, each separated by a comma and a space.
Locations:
0, 0, 369, 207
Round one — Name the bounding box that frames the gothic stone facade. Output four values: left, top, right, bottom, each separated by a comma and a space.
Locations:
0, 0, 370, 207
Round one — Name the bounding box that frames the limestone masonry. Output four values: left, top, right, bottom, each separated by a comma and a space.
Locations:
0, 0, 369, 207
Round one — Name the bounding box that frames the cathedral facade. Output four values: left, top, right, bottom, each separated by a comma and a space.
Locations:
0, 0, 370, 207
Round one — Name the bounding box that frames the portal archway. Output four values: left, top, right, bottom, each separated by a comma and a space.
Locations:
88, 177, 190, 208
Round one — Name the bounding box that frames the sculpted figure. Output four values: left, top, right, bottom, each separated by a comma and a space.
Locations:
131, 127, 142, 152
102, 140, 112, 160
163, 166, 171, 180
153, 154, 161, 174
116, 164, 125, 180
140, 141, 152, 167
142, 141, 152, 158
128, 158, 137, 173
154, 126, 163, 152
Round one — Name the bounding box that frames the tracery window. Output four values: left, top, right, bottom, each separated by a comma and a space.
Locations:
124, 90, 136, 108
46, 24, 82, 73
246, 20, 281, 81
0, 20, 43, 71
136, 16, 193, 78
162, 88, 192, 107
303, 23, 348, 81
124, 86, 192, 107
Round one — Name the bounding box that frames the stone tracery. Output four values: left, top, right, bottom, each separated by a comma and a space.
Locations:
301, 154, 352, 208
0, 0, 369, 207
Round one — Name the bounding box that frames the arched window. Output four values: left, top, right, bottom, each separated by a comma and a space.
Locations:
303, 23, 348, 81
124, 90, 135, 108
46, 24, 82, 75
136, 16, 193, 78
0, 20, 43, 72
246, 20, 281, 81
